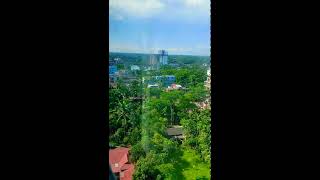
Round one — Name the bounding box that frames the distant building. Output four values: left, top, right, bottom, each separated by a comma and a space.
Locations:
166, 83, 183, 91
203, 67, 211, 109
149, 54, 158, 70
109, 147, 134, 180
117, 69, 127, 77
130, 65, 140, 71
169, 63, 179, 68
163, 75, 175, 87
147, 84, 159, 88
204, 68, 211, 90
150, 75, 176, 87
109, 60, 116, 66
109, 65, 117, 75
122, 76, 139, 84
158, 50, 168, 65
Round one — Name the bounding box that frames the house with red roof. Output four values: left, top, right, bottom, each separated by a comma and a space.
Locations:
109, 147, 134, 180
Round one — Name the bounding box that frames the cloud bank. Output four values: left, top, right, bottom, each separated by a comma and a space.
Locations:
109, 0, 210, 22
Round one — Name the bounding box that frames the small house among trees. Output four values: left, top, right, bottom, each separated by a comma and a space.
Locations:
109, 147, 134, 180
166, 125, 185, 140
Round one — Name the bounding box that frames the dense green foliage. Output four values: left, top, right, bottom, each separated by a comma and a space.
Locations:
109, 54, 211, 179
181, 109, 211, 163
109, 80, 143, 147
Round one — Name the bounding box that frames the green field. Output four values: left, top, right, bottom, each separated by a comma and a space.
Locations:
167, 147, 210, 180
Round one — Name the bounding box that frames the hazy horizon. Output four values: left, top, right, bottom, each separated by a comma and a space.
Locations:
109, 51, 210, 57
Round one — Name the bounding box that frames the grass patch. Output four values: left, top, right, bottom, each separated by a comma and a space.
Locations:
165, 147, 210, 180
181, 148, 210, 180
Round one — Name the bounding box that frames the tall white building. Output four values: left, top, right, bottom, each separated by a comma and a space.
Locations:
158, 50, 168, 65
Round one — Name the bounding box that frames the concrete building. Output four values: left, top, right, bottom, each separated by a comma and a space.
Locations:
149, 54, 158, 70
158, 50, 168, 65
130, 65, 140, 71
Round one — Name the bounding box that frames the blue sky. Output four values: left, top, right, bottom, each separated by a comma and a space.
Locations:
109, 0, 211, 56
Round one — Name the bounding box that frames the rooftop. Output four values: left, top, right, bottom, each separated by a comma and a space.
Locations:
121, 164, 134, 180
166, 126, 184, 136
109, 147, 129, 171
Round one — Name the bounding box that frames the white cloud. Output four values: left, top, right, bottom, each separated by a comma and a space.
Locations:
185, 0, 210, 7
109, 0, 210, 21
109, 0, 165, 19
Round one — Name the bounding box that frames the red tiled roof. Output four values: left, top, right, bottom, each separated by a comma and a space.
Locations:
121, 164, 134, 180
109, 147, 135, 179
109, 147, 129, 163
121, 164, 133, 171
109, 147, 129, 172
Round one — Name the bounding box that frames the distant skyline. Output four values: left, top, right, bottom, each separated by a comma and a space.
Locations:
109, 0, 211, 56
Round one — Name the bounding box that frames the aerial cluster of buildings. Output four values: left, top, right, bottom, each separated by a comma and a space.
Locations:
148, 75, 175, 86
108, 52, 211, 179
109, 50, 170, 88
109, 60, 142, 88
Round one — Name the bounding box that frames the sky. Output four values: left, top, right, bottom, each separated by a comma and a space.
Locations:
109, 0, 211, 56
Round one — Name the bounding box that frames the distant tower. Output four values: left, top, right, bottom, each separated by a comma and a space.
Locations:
158, 50, 168, 65
149, 54, 158, 70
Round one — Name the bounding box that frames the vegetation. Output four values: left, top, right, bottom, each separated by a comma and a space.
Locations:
109, 53, 211, 179
109, 52, 210, 69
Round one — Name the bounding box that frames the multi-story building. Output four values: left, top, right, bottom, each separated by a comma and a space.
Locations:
149, 54, 158, 70
158, 50, 168, 65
